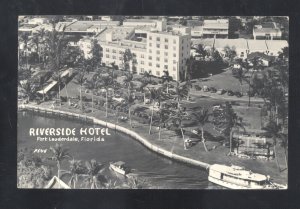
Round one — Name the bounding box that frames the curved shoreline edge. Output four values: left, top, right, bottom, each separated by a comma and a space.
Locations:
19, 104, 211, 170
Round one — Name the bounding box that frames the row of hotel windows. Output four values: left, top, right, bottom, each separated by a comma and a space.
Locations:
140, 69, 176, 77
148, 36, 178, 43
148, 43, 188, 50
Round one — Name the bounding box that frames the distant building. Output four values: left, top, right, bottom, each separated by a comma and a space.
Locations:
247, 52, 274, 67
202, 19, 229, 38
214, 39, 249, 59
191, 26, 203, 38
253, 22, 282, 40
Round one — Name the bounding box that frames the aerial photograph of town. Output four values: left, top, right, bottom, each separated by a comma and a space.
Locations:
17, 15, 288, 189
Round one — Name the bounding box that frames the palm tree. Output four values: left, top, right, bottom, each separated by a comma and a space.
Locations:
85, 74, 99, 112
49, 143, 71, 179
192, 108, 210, 152
36, 28, 46, 64
263, 121, 283, 172
61, 76, 70, 105
174, 81, 188, 109
123, 72, 134, 97
52, 70, 63, 106
18, 81, 37, 101
232, 65, 246, 94
168, 109, 190, 149
96, 74, 113, 117
74, 71, 87, 112
194, 43, 207, 59
19, 33, 29, 69
162, 70, 172, 94
185, 56, 195, 81
142, 71, 151, 83
123, 94, 135, 128
148, 88, 161, 135
156, 107, 171, 140
82, 159, 106, 189
212, 102, 246, 154
122, 48, 133, 72
61, 159, 85, 188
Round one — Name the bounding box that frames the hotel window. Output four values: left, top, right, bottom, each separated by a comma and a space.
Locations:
182, 46, 184, 50
149, 36, 152, 40
141, 61, 144, 64
149, 43, 152, 47
165, 45, 168, 49
173, 46, 176, 50
149, 49, 152, 53
156, 71, 160, 76
106, 48, 109, 52
173, 40, 176, 44
106, 54, 109, 58
119, 57, 122, 60
241, 52, 244, 57
141, 54, 145, 58
149, 56, 152, 60
119, 51, 123, 54
164, 58, 168, 62
156, 44, 160, 48
173, 66, 176, 71
164, 52, 168, 56
112, 55, 116, 59
164, 65, 168, 70
156, 64, 160, 68
156, 37, 160, 41
165, 38, 168, 42
157, 50, 160, 55
141, 68, 144, 73
173, 53, 176, 57
156, 57, 160, 61
173, 60, 177, 64
112, 49, 116, 53
149, 62, 152, 66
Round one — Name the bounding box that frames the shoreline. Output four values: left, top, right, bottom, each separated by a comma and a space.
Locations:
18, 103, 287, 187
18, 104, 211, 170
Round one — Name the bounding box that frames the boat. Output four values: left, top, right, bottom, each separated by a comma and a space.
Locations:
109, 161, 130, 176
208, 164, 287, 189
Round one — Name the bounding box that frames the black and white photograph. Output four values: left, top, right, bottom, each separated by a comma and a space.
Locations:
17, 15, 289, 189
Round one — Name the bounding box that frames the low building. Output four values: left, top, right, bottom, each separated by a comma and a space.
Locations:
214, 38, 249, 59
202, 19, 229, 38
247, 52, 274, 67
253, 22, 282, 40
191, 26, 203, 38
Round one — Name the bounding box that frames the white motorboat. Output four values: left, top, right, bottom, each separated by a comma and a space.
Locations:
208, 164, 287, 189
109, 161, 130, 176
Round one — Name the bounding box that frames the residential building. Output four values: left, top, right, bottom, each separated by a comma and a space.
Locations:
202, 19, 229, 38
191, 26, 203, 38
253, 22, 282, 40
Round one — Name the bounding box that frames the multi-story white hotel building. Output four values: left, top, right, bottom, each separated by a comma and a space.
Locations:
100, 23, 191, 81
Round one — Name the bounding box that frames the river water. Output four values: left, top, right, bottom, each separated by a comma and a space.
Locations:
18, 112, 221, 189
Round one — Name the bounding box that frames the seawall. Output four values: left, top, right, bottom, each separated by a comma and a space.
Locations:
18, 104, 211, 170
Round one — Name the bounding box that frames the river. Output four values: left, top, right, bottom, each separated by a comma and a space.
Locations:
18, 112, 221, 189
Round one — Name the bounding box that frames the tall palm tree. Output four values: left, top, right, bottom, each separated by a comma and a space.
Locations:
168, 109, 190, 149
185, 56, 195, 81
85, 74, 99, 112
74, 71, 87, 112
52, 70, 63, 106
263, 121, 283, 172
142, 71, 151, 83
49, 143, 71, 179
123, 72, 134, 97
232, 65, 246, 94
61, 76, 70, 105
162, 70, 172, 94
212, 102, 246, 154
122, 48, 133, 72
97, 74, 113, 117
148, 88, 161, 135
19, 33, 29, 69
82, 159, 106, 189
124, 94, 135, 128
175, 81, 188, 109
156, 107, 171, 140
192, 108, 210, 152
61, 159, 85, 189
194, 44, 207, 59
36, 28, 46, 64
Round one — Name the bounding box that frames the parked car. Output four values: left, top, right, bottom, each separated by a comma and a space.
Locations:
235, 91, 243, 97
217, 89, 225, 95
203, 86, 209, 92
210, 87, 217, 93
227, 90, 234, 96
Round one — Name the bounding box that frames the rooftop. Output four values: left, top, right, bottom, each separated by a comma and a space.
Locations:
265, 40, 288, 53
247, 40, 268, 51
203, 19, 229, 29
95, 26, 135, 42
247, 52, 274, 61
124, 19, 156, 23
214, 38, 248, 49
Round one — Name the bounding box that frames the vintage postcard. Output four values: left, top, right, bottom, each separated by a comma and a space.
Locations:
17, 16, 288, 189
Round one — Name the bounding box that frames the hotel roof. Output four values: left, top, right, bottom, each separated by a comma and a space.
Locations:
95, 26, 135, 42
203, 19, 229, 29
247, 40, 268, 52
